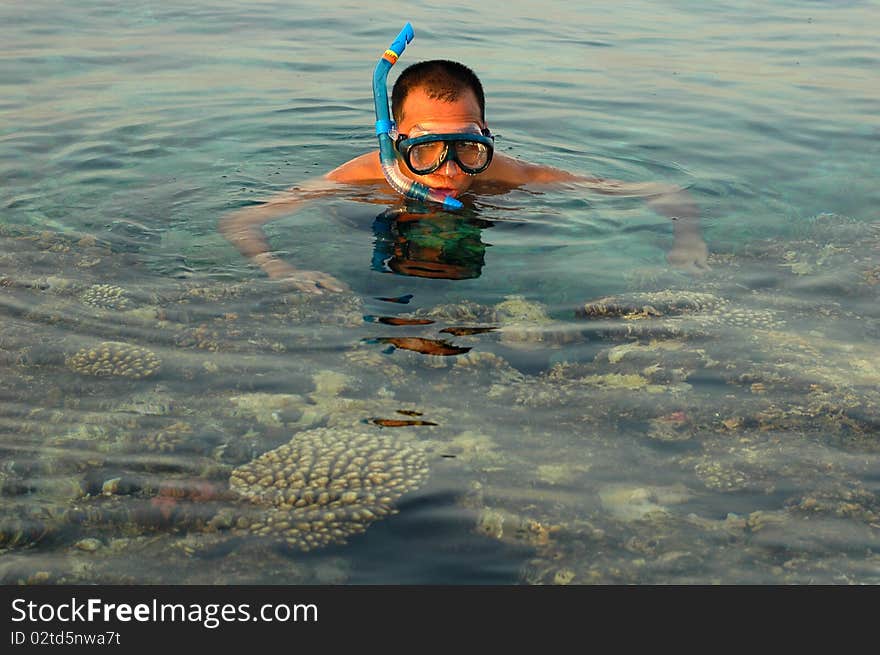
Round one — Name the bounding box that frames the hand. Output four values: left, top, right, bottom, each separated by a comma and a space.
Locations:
257, 255, 348, 295
667, 236, 710, 275
278, 269, 349, 295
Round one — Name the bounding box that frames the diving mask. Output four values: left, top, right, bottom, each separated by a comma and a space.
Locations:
395, 122, 494, 175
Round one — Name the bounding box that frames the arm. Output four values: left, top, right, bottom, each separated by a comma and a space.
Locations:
219, 181, 348, 294
496, 156, 709, 273
585, 178, 708, 274
638, 183, 708, 274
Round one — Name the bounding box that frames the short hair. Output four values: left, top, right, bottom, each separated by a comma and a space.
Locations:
391, 60, 485, 124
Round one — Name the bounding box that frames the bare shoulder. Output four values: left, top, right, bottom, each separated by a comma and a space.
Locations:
485, 155, 679, 197
484, 153, 585, 185
325, 151, 385, 183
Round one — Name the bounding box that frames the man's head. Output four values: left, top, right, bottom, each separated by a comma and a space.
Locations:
390, 60, 489, 197
391, 60, 485, 124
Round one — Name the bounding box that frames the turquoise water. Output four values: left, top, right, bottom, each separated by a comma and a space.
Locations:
1, 1, 878, 584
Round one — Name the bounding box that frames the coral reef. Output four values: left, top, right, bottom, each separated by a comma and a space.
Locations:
140, 422, 194, 453
576, 289, 785, 339
224, 427, 429, 550
80, 284, 130, 310
66, 342, 161, 379
3, 218, 879, 584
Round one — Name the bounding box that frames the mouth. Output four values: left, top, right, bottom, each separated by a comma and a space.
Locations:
432, 187, 458, 197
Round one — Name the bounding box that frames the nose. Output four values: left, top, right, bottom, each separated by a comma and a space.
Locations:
442, 158, 461, 175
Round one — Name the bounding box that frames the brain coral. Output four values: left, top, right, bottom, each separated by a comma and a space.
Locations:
80, 284, 130, 310
228, 427, 429, 550
66, 341, 161, 379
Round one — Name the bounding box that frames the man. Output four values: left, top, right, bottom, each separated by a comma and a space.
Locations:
220, 60, 709, 295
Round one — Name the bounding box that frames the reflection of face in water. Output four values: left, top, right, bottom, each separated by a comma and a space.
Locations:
371, 204, 493, 280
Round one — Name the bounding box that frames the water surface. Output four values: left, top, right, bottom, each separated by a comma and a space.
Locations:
1, 0, 878, 584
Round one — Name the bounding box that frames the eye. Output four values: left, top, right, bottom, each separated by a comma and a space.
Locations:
455, 142, 488, 167
409, 142, 446, 168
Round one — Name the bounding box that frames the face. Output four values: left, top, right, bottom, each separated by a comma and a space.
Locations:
396, 86, 486, 198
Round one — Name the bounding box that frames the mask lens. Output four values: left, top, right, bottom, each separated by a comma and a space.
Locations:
454, 141, 489, 170
408, 141, 446, 172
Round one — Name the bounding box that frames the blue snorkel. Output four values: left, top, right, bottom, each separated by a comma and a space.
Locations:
373, 23, 464, 211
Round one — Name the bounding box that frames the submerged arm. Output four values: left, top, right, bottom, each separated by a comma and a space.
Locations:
585, 178, 709, 274
219, 182, 347, 294
504, 157, 709, 274
637, 183, 708, 274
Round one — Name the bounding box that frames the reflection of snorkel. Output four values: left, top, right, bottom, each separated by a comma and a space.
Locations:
373, 23, 464, 211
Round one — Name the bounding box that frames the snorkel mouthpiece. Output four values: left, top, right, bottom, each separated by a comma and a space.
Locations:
373, 23, 464, 211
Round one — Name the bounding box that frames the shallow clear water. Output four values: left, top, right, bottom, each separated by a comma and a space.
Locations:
1, 0, 878, 584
